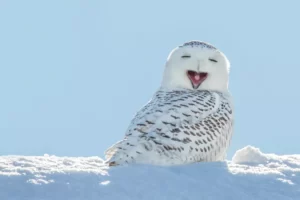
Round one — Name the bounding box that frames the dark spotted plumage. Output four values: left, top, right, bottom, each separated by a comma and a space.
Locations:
105, 89, 234, 166
180, 41, 217, 50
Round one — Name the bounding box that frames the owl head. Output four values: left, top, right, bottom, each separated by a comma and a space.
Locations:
161, 41, 230, 92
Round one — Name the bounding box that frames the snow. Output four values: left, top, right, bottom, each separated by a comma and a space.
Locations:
1, 146, 300, 200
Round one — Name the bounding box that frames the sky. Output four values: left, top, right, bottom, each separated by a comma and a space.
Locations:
0, 0, 300, 158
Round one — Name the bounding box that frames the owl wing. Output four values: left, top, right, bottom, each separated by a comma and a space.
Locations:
105, 90, 233, 165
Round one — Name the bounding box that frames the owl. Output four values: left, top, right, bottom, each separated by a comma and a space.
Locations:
105, 41, 233, 166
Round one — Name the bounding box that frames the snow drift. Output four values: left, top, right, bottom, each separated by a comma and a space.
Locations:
0, 146, 299, 200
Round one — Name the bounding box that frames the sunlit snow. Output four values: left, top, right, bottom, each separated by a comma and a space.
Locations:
0, 146, 299, 200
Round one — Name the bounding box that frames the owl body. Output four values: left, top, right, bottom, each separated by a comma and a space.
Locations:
105, 41, 234, 166
105, 89, 233, 165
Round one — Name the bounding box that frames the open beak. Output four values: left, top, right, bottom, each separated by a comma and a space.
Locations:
187, 70, 208, 89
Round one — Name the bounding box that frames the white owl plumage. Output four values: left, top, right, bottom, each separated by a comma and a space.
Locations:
105, 41, 234, 166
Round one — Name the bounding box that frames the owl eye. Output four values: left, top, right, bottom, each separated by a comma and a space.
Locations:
209, 58, 218, 63
181, 55, 191, 58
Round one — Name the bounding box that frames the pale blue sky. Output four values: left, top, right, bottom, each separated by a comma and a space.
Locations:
0, 1, 299, 158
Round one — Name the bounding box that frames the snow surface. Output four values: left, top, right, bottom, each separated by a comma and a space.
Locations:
1, 146, 299, 200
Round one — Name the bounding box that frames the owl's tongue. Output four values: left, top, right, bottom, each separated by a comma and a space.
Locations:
187, 71, 208, 89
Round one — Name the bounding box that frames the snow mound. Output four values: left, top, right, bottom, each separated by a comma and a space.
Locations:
232, 145, 269, 164
1, 146, 300, 200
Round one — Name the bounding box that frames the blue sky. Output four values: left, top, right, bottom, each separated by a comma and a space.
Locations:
0, 0, 299, 158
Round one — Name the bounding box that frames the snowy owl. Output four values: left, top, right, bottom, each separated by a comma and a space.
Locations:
105, 41, 233, 166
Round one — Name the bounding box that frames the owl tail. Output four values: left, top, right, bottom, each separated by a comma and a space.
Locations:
104, 141, 123, 166
104, 139, 138, 166
104, 138, 150, 166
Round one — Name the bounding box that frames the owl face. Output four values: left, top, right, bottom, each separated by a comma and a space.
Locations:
161, 41, 230, 92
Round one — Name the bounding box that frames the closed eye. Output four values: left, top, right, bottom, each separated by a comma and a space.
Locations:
181, 55, 191, 58
209, 58, 218, 63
